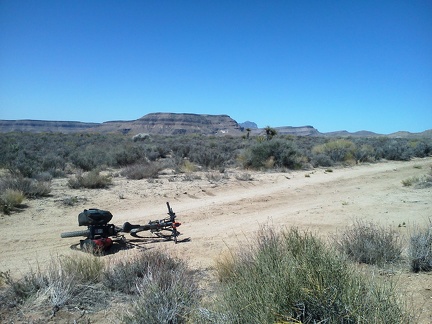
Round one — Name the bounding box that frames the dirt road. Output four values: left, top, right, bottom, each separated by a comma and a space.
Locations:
1, 157, 431, 321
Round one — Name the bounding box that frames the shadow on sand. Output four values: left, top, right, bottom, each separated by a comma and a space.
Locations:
69, 235, 191, 256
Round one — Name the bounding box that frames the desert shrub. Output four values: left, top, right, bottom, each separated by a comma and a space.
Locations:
0, 189, 24, 214
182, 173, 202, 181
179, 160, 198, 173
241, 138, 301, 170
60, 195, 80, 206
103, 251, 185, 294
234, 172, 253, 181
402, 166, 432, 188
41, 153, 66, 177
198, 227, 409, 323
0, 255, 106, 311
34, 171, 53, 182
59, 254, 105, 284
104, 251, 198, 323
0, 173, 51, 198
416, 174, 432, 188
121, 162, 161, 180
335, 220, 402, 266
408, 223, 432, 272
206, 171, 227, 182
409, 139, 432, 158
401, 176, 418, 187
377, 139, 412, 161
0, 269, 46, 305
168, 135, 245, 169
189, 147, 227, 169
68, 170, 112, 189
312, 139, 356, 163
310, 153, 333, 167
71, 146, 109, 171
113, 146, 145, 166
120, 253, 199, 323
414, 165, 432, 188
353, 144, 376, 163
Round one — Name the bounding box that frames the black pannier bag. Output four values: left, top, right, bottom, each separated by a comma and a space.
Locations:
78, 208, 113, 226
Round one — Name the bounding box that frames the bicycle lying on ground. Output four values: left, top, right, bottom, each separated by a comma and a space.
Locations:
61, 202, 182, 253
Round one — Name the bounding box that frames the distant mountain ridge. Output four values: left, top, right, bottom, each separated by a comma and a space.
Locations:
0, 113, 430, 138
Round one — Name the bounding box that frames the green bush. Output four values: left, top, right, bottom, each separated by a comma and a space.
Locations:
197, 227, 409, 323
335, 220, 402, 266
310, 153, 333, 167
241, 139, 301, 170
113, 146, 145, 166
312, 139, 356, 163
1, 132, 430, 175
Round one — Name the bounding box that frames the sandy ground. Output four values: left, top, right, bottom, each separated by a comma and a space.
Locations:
1, 157, 431, 322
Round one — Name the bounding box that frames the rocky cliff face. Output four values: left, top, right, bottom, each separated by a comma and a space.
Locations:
0, 119, 99, 133
2, 114, 429, 138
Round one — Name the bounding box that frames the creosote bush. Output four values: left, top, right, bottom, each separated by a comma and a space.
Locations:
241, 139, 300, 170
312, 139, 356, 163
68, 170, 112, 189
0, 133, 431, 177
196, 227, 409, 323
335, 220, 402, 266
0, 172, 51, 199
120, 162, 161, 180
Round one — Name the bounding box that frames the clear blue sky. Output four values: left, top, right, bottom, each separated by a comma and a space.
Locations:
1, 1, 431, 134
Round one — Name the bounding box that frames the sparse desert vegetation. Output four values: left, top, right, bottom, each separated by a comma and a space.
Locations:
0, 132, 431, 322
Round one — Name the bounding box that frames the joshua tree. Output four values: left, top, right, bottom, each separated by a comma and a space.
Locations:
264, 126, 277, 140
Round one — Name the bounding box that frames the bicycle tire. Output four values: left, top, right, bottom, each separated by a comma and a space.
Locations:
61, 229, 90, 238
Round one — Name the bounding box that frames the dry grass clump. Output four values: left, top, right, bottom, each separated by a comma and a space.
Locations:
409, 222, 432, 273
235, 172, 253, 181
0, 171, 51, 214
402, 165, 432, 188
0, 172, 51, 198
0, 250, 199, 323
195, 227, 410, 323
120, 162, 161, 180
0, 189, 24, 213
0, 254, 105, 312
334, 220, 402, 266
104, 251, 199, 323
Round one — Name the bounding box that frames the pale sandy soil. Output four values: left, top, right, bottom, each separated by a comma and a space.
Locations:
1, 157, 431, 322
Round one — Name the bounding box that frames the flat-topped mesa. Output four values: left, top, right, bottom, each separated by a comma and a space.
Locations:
131, 113, 242, 135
